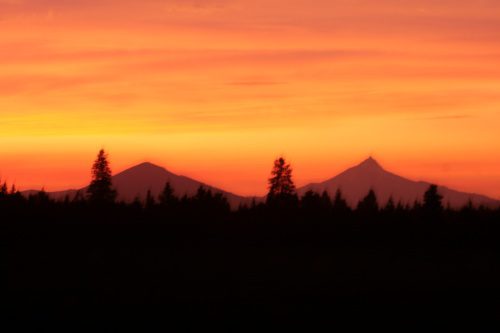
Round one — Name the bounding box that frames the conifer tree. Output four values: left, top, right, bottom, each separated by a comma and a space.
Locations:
320, 191, 333, 212
332, 189, 350, 214
0, 181, 8, 197
357, 189, 379, 215
423, 184, 443, 216
159, 182, 177, 207
266, 157, 297, 206
301, 190, 322, 212
87, 149, 116, 204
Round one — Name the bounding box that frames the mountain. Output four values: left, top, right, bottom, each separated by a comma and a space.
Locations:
23, 158, 499, 210
27, 162, 252, 209
111, 162, 249, 208
298, 157, 499, 208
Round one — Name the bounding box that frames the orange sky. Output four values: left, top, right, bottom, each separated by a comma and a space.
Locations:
1, 0, 500, 198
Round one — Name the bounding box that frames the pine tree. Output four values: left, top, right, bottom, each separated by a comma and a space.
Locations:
320, 191, 333, 212
159, 182, 177, 207
357, 189, 379, 215
87, 149, 116, 204
266, 157, 297, 206
332, 189, 350, 215
423, 184, 443, 217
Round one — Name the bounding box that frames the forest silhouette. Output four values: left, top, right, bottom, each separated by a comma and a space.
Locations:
1, 150, 493, 220
2, 150, 500, 329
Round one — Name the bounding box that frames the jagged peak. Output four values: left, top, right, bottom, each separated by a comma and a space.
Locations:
357, 156, 383, 170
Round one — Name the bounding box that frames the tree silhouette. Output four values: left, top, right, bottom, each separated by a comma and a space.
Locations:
384, 196, 396, 213
191, 186, 230, 216
266, 157, 298, 207
320, 191, 333, 212
145, 189, 156, 210
301, 190, 332, 219
357, 189, 379, 215
159, 182, 177, 207
423, 184, 443, 217
0, 181, 8, 197
301, 190, 322, 212
332, 189, 350, 216
87, 149, 116, 204
36, 188, 50, 204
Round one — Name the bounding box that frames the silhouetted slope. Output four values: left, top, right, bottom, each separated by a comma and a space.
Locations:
22, 158, 499, 209
298, 157, 499, 208
112, 162, 203, 200
24, 162, 250, 209
111, 162, 246, 208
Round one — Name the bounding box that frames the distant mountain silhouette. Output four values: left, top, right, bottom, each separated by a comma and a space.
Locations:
22, 158, 499, 209
298, 157, 499, 208
24, 162, 251, 209
111, 162, 249, 208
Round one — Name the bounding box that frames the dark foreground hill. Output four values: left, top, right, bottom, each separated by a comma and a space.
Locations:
3, 208, 500, 330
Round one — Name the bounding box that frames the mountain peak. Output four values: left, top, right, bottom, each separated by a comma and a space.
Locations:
299, 157, 499, 209
109, 161, 246, 209
118, 162, 168, 176
357, 156, 383, 170
135, 162, 163, 169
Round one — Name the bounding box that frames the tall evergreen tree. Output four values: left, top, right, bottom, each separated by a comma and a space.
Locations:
423, 184, 443, 216
266, 157, 297, 206
159, 182, 177, 207
87, 149, 116, 204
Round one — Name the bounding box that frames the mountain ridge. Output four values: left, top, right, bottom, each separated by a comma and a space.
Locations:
111, 161, 249, 208
297, 157, 499, 208
22, 158, 500, 209
23, 162, 253, 209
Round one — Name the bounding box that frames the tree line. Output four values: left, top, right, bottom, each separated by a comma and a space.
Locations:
0, 149, 498, 224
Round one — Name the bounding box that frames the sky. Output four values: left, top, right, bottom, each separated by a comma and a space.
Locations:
1, 0, 500, 198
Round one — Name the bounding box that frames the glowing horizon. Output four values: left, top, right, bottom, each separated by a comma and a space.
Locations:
1, 0, 500, 198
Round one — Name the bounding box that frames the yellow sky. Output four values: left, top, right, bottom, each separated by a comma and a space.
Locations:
1, 0, 500, 197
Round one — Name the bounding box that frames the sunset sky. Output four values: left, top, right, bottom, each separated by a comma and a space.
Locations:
1, 0, 500, 198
